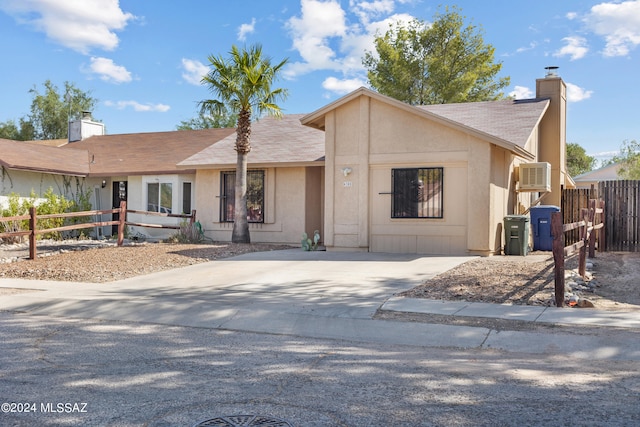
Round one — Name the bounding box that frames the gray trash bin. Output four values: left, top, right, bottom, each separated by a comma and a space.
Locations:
504, 215, 530, 256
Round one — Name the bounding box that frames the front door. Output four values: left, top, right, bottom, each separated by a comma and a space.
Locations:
112, 181, 128, 235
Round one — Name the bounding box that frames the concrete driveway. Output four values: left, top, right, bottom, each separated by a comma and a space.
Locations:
0, 249, 476, 340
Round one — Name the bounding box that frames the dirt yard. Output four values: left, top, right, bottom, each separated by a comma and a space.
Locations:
400, 251, 640, 311
0, 241, 638, 312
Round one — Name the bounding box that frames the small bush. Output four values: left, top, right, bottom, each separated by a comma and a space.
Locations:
168, 220, 204, 244
0, 188, 93, 242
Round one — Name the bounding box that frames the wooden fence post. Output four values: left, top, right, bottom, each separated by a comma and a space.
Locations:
588, 199, 596, 258
117, 200, 127, 246
29, 206, 37, 260
551, 211, 565, 308
578, 208, 589, 277
190, 209, 196, 226
599, 200, 606, 252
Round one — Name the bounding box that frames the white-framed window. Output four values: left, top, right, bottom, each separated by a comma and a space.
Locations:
147, 182, 172, 214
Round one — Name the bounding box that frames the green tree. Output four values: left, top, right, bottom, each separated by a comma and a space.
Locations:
176, 108, 237, 130
566, 142, 597, 177
0, 118, 35, 141
26, 80, 98, 140
199, 44, 288, 243
363, 7, 509, 105
608, 139, 640, 179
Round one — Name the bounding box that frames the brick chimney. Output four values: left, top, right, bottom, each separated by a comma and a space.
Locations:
536, 67, 567, 206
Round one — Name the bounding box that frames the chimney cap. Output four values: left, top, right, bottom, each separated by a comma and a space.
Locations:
544, 66, 559, 77
81, 111, 92, 119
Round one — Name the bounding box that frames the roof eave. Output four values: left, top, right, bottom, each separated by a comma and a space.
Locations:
177, 159, 325, 170
0, 163, 88, 177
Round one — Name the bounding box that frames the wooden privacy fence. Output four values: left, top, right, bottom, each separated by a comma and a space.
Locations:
0, 201, 195, 260
551, 199, 604, 307
598, 180, 640, 251
562, 187, 598, 246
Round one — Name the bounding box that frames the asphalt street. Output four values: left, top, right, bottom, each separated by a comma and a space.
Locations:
1, 250, 639, 426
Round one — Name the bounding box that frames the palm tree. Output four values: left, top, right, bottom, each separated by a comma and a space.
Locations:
199, 44, 288, 243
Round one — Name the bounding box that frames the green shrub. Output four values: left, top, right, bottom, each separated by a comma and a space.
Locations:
0, 188, 93, 242
168, 220, 204, 243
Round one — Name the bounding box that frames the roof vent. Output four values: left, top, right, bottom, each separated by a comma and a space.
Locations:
544, 66, 559, 78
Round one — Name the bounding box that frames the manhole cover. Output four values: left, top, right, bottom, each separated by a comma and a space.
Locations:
193, 415, 293, 427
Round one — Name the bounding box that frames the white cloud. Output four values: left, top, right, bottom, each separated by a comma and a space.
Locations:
284, 0, 416, 80
87, 57, 132, 83
554, 36, 589, 61
584, 0, 640, 57
350, 0, 395, 24
509, 86, 534, 99
238, 18, 256, 41
566, 82, 593, 102
181, 58, 209, 85
0, 0, 135, 54
104, 100, 170, 112
322, 76, 367, 94
515, 42, 538, 54
285, 0, 348, 77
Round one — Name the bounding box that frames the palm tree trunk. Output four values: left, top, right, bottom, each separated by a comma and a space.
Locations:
232, 109, 251, 243
232, 150, 250, 243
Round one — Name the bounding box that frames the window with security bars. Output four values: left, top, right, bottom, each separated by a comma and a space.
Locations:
392, 167, 443, 218
220, 170, 265, 223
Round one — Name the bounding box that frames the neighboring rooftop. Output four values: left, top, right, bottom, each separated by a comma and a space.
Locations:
178, 114, 326, 168
61, 127, 236, 176
0, 138, 89, 176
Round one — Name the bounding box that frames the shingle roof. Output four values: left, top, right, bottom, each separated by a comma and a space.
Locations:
417, 98, 549, 150
302, 87, 548, 160
61, 127, 236, 176
178, 114, 325, 168
0, 138, 89, 176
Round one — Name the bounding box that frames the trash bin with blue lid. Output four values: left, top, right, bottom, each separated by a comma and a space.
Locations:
530, 205, 560, 251
504, 215, 530, 256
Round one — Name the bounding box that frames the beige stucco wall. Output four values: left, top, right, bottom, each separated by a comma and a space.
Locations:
323, 96, 518, 255
194, 166, 322, 245
0, 168, 93, 204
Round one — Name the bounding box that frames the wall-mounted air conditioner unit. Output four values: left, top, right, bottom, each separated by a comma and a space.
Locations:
518, 162, 551, 192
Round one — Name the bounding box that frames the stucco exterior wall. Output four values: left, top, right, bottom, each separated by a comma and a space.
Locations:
0, 168, 92, 204
324, 96, 513, 255
537, 76, 567, 206
194, 166, 322, 245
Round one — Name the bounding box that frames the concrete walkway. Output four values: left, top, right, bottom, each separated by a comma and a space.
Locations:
1, 249, 638, 360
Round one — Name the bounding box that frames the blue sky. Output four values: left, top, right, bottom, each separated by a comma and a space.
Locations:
1, 0, 639, 163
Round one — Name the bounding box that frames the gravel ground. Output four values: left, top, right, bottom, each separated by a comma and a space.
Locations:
400, 251, 640, 311
0, 240, 292, 283
0, 240, 638, 312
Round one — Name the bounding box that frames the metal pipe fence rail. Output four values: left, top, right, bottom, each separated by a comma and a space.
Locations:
0, 201, 196, 260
